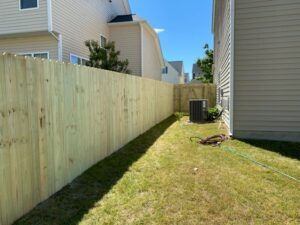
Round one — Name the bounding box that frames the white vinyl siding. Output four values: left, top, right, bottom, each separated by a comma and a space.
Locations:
0, 0, 48, 35
233, 0, 300, 141
142, 26, 163, 81
109, 24, 142, 76
162, 61, 181, 84
214, 0, 231, 129
0, 34, 58, 59
52, 0, 128, 62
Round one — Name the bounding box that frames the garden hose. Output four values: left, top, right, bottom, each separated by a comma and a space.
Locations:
221, 145, 300, 184
190, 135, 300, 184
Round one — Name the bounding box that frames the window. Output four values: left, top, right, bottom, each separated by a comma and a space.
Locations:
100, 35, 107, 48
162, 66, 168, 74
70, 54, 89, 66
20, 0, 38, 10
19, 52, 49, 59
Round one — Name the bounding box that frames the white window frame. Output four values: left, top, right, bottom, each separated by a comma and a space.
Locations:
19, 0, 39, 11
70, 54, 89, 65
18, 51, 49, 59
100, 35, 107, 48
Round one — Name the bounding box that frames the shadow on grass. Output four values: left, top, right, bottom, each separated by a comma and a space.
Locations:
14, 116, 176, 225
240, 139, 300, 161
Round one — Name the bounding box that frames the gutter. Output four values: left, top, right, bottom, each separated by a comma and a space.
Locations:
139, 23, 144, 76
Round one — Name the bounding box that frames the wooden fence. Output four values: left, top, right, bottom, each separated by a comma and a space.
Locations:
0, 54, 174, 225
174, 84, 216, 113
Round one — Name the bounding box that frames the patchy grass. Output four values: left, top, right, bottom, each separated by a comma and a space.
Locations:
15, 117, 300, 225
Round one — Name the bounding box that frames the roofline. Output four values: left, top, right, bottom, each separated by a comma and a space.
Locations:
142, 21, 165, 67
123, 0, 132, 14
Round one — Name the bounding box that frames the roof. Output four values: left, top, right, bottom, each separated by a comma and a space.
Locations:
109, 14, 144, 23
169, 61, 184, 74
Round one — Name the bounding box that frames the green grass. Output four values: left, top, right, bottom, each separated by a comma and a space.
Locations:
15, 116, 300, 225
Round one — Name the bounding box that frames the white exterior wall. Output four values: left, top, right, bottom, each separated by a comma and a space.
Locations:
142, 25, 163, 81
162, 61, 181, 84
52, 0, 128, 61
0, 34, 58, 59
0, 0, 48, 35
233, 0, 300, 142
213, 0, 232, 129
109, 23, 142, 76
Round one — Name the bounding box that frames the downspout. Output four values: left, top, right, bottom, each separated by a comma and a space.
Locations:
47, 0, 53, 32
139, 23, 144, 76
47, 0, 63, 61
229, 0, 235, 135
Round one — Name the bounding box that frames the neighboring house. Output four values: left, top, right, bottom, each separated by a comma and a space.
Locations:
184, 73, 190, 83
162, 60, 184, 84
192, 63, 203, 80
213, 0, 300, 142
0, 0, 164, 81
168, 61, 185, 84
108, 14, 164, 80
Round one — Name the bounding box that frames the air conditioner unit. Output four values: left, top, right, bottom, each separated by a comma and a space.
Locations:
189, 99, 208, 123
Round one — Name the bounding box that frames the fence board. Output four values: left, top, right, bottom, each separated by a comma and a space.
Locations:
174, 84, 216, 113
0, 54, 174, 225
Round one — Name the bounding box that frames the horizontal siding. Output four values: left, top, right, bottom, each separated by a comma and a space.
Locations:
142, 25, 162, 81
162, 61, 180, 84
0, 0, 48, 35
214, 0, 231, 129
52, 0, 128, 62
109, 24, 142, 76
0, 35, 58, 59
234, 0, 300, 136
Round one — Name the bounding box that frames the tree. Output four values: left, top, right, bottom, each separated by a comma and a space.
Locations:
196, 44, 214, 83
85, 40, 131, 74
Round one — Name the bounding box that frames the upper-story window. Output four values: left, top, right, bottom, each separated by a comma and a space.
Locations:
100, 35, 107, 48
20, 0, 39, 10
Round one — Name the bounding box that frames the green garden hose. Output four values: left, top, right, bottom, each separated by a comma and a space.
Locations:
190, 136, 300, 183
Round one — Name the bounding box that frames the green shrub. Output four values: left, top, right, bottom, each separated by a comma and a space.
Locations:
174, 112, 184, 121
207, 107, 220, 122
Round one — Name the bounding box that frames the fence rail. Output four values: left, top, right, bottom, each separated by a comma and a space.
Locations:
0, 54, 174, 225
174, 84, 216, 113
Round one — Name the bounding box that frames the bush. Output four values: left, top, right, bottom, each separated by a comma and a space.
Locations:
207, 107, 220, 122
174, 112, 184, 121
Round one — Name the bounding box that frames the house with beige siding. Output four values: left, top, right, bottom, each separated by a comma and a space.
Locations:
213, 0, 300, 142
0, 0, 164, 80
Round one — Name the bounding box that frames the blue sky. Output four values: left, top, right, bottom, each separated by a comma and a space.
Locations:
129, 0, 213, 79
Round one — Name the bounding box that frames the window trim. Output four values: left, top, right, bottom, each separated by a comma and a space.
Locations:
70, 53, 89, 65
100, 34, 107, 49
19, 0, 39, 11
18, 51, 49, 59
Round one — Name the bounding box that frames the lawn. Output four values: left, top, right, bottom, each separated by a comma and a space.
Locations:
15, 116, 300, 225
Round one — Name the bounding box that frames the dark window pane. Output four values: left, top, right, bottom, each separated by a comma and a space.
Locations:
82, 59, 88, 66
100, 36, 107, 48
34, 53, 48, 59
20, 0, 38, 9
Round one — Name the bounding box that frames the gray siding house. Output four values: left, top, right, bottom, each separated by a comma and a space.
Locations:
213, 0, 300, 142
